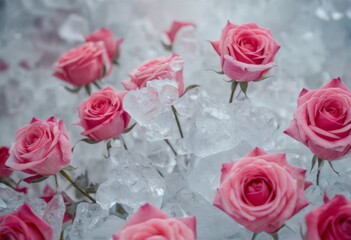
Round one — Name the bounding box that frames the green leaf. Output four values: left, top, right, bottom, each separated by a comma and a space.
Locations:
328, 161, 340, 176
81, 138, 100, 144
181, 84, 200, 97
101, 65, 106, 78
161, 41, 172, 51
317, 158, 325, 172
123, 122, 137, 134
206, 69, 224, 75
31, 176, 49, 184
64, 86, 82, 93
251, 233, 259, 240
63, 165, 77, 171
92, 81, 102, 89
310, 155, 317, 173
239, 82, 248, 97
84, 84, 91, 96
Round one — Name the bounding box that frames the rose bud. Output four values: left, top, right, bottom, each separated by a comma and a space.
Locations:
113, 203, 196, 240
161, 20, 196, 48
211, 21, 280, 82
214, 147, 311, 234
305, 194, 351, 239
0, 146, 12, 177
285, 78, 351, 161
0, 202, 54, 240
77, 87, 130, 141
85, 28, 123, 63
53, 42, 111, 86
6, 117, 72, 176
122, 54, 184, 95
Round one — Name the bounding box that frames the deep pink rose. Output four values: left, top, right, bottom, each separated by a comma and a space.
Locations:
85, 28, 123, 62
211, 21, 280, 82
0, 146, 12, 177
0, 202, 54, 240
305, 194, 351, 240
53, 42, 111, 86
77, 87, 130, 141
122, 54, 184, 95
284, 78, 351, 161
214, 147, 311, 233
162, 20, 196, 46
6, 117, 72, 176
113, 204, 196, 240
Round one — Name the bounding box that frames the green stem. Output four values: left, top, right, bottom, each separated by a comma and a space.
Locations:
229, 81, 238, 103
60, 170, 96, 203
271, 232, 279, 240
171, 105, 184, 138
316, 169, 321, 186
164, 139, 177, 156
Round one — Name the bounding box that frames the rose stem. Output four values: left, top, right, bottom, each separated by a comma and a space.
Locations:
229, 81, 238, 103
119, 135, 128, 150
60, 169, 96, 203
164, 139, 177, 156
271, 233, 279, 240
316, 169, 321, 186
171, 105, 184, 138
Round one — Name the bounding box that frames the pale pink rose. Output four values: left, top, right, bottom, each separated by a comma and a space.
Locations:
211, 21, 280, 82
85, 28, 123, 62
0, 202, 54, 240
284, 78, 351, 161
113, 203, 196, 240
77, 87, 130, 141
53, 42, 111, 86
6, 117, 72, 176
122, 54, 184, 95
305, 194, 351, 240
162, 20, 196, 46
0, 146, 12, 177
214, 147, 311, 233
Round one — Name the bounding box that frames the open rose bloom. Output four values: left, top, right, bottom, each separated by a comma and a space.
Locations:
113, 204, 196, 240
0, 202, 54, 240
305, 194, 351, 239
6, 117, 72, 176
211, 21, 280, 82
284, 78, 351, 161
77, 87, 130, 141
214, 147, 311, 233
54, 42, 111, 86
122, 54, 184, 95
0, 146, 12, 177
85, 28, 123, 62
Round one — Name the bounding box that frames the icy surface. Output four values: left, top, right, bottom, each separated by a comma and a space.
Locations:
96, 147, 166, 210
123, 79, 179, 141
68, 202, 125, 240
1, 0, 351, 239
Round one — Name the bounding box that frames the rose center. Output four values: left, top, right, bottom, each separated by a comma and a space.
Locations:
322, 100, 343, 119
340, 217, 351, 236
244, 178, 271, 206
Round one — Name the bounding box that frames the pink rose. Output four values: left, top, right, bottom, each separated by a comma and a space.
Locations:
305, 194, 351, 240
77, 87, 130, 141
122, 54, 185, 95
113, 203, 196, 240
214, 147, 311, 233
53, 42, 111, 86
211, 21, 280, 82
0, 146, 12, 177
85, 28, 123, 62
0, 202, 54, 240
6, 117, 72, 176
284, 78, 351, 161
162, 20, 196, 46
